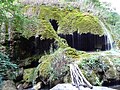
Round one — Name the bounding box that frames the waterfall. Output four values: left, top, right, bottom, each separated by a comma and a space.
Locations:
8, 22, 11, 41
70, 63, 93, 89
0, 22, 5, 43
77, 32, 80, 50
35, 34, 39, 54
99, 20, 114, 50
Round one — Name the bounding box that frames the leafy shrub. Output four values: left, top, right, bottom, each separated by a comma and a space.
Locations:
78, 55, 108, 85
0, 52, 17, 83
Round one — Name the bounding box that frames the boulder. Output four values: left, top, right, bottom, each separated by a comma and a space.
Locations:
50, 83, 116, 90
2, 80, 17, 90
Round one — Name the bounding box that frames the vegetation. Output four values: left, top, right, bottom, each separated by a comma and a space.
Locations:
0, 0, 120, 89
23, 68, 35, 82
78, 54, 120, 85
32, 47, 80, 85
22, 5, 104, 37
0, 52, 17, 83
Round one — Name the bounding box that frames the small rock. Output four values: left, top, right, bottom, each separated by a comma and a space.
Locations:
17, 84, 23, 90
23, 82, 31, 89
32, 82, 42, 90
116, 66, 120, 72
2, 80, 17, 90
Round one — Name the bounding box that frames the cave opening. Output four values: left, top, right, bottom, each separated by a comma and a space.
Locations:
59, 32, 111, 51
49, 19, 58, 31
49, 19, 111, 51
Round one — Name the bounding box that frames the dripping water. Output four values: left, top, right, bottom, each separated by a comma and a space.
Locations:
99, 20, 114, 50
77, 32, 80, 50
8, 22, 11, 41
0, 22, 5, 43
35, 34, 39, 54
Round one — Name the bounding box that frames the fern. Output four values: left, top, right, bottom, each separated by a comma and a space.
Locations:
0, 52, 18, 83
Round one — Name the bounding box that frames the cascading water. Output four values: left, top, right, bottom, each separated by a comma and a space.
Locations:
51, 63, 117, 90
35, 34, 39, 54
8, 22, 11, 41
70, 63, 93, 89
99, 20, 114, 50
0, 22, 5, 43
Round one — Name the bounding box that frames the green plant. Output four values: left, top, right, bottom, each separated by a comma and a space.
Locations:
0, 52, 17, 82
78, 55, 108, 85
32, 47, 76, 85
23, 68, 35, 83
0, 75, 2, 90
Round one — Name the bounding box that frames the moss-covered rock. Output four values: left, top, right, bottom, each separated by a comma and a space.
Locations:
110, 56, 120, 80
58, 12, 104, 36
117, 40, 120, 49
33, 47, 80, 84
38, 55, 54, 79
21, 5, 104, 39
23, 68, 35, 82
99, 56, 117, 80
30, 48, 120, 86
63, 47, 80, 58
78, 53, 120, 85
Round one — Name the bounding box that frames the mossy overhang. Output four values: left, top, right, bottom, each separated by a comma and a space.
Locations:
22, 5, 104, 39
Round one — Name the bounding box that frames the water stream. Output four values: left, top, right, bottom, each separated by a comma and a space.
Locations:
99, 20, 114, 50
70, 63, 93, 89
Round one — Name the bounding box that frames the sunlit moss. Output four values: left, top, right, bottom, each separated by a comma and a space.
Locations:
23, 68, 35, 82
63, 47, 80, 58
21, 5, 104, 39
34, 47, 80, 83
58, 12, 104, 36
38, 55, 53, 79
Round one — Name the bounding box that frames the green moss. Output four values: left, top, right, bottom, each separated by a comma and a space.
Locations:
63, 47, 80, 58
117, 40, 120, 49
82, 70, 102, 85
39, 20, 58, 39
39, 47, 79, 78
38, 55, 54, 79
77, 54, 120, 85
99, 56, 117, 79
38, 20, 68, 48
23, 68, 35, 82
58, 13, 104, 36
21, 5, 104, 39
34, 47, 78, 83
39, 5, 66, 21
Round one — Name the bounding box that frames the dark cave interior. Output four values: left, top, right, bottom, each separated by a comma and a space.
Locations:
50, 19, 111, 51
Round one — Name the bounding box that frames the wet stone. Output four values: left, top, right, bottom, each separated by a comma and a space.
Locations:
51, 84, 117, 90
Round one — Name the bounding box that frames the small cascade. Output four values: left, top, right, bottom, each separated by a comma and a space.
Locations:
77, 32, 80, 50
8, 22, 11, 41
0, 22, 5, 43
35, 34, 39, 54
70, 63, 93, 89
99, 20, 114, 50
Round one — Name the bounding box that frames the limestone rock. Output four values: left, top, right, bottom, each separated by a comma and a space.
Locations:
50, 83, 116, 90
2, 80, 17, 90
